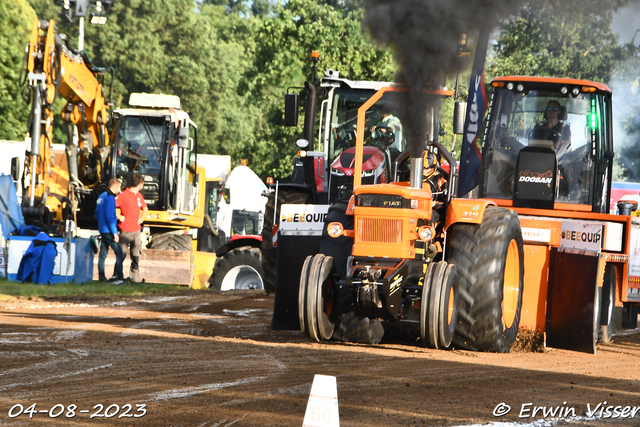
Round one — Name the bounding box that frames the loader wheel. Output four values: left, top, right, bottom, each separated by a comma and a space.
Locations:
598, 265, 616, 344
420, 262, 458, 349
261, 190, 314, 292
448, 206, 524, 353
208, 247, 264, 291
150, 233, 193, 252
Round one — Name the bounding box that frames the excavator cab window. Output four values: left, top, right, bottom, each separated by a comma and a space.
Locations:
480, 87, 603, 207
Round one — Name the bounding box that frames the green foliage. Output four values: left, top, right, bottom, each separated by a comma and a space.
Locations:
5, 0, 638, 184
611, 56, 640, 181
0, 0, 36, 141
490, 0, 634, 82
244, 0, 395, 178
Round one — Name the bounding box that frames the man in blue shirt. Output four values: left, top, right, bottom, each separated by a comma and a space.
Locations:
95, 178, 125, 284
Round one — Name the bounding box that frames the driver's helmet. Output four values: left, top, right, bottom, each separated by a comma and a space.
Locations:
423, 150, 438, 179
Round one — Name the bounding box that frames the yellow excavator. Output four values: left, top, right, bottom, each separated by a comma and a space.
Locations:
20, 18, 113, 234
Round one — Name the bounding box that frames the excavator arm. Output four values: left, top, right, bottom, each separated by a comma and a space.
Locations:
21, 18, 112, 234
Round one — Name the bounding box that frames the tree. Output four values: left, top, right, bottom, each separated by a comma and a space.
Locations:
243, 0, 395, 179
490, 0, 634, 82
611, 54, 640, 182
490, 0, 640, 182
0, 0, 37, 141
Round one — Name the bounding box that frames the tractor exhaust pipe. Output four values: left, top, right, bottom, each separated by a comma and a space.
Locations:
302, 81, 317, 187
410, 156, 424, 189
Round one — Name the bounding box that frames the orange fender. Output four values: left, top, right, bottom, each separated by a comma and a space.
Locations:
444, 199, 496, 231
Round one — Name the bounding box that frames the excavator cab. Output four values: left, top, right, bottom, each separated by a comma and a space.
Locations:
479, 77, 613, 213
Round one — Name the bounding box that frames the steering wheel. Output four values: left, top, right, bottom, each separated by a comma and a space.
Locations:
371, 125, 395, 147
527, 126, 559, 143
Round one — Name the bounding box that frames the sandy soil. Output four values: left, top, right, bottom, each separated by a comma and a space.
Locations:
0, 291, 639, 427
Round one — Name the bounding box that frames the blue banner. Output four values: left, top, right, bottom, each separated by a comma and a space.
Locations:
457, 30, 489, 197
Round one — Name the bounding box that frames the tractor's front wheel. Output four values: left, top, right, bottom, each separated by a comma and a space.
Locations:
420, 261, 458, 349
448, 206, 524, 353
300, 253, 383, 344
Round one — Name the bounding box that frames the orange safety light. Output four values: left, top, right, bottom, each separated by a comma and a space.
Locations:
311, 51, 320, 58
491, 82, 505, 88
266, 177, 274, 185
241, 159, 248, 166
582, 86, 596, 93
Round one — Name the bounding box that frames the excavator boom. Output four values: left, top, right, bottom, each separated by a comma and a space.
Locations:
21, 18, 112, 233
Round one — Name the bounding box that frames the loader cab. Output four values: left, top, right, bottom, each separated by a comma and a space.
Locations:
479, 77, 613, 213
110, 93, 199, 217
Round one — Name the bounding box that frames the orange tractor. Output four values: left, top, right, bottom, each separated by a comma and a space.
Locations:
298, 77, 640, 353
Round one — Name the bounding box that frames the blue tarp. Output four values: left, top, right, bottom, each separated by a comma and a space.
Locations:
0, 175, 25, 240
16, 232, 57, 285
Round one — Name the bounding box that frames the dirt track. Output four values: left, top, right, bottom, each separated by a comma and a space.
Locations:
0, 291, 639, 427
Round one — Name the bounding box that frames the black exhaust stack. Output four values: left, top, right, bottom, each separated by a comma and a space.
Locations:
302, 81, 317, 187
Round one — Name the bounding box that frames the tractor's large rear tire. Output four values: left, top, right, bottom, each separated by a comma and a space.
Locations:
151, 233, 193, 252
598, 264, 616, 344
209, 247, 264, 291
260, 189, 314, 293
448, 206, 524, 353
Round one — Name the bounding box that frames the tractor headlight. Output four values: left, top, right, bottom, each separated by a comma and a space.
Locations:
331, 168, 345, 176
361, 169, 375, 178
418, 226, 434, 241
327, 222, 344, 238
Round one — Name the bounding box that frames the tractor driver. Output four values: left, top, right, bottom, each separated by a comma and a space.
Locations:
533, 100, 571, 159
423, 150, 448, 235
368, 103, 403, 153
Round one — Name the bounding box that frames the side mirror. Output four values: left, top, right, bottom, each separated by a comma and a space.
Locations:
453, 101, 466, 135
284, 93, 299, 127
10, 157, 20, 182
178, 126, 189, 149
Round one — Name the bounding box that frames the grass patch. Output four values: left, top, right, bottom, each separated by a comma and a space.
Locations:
0, 277, 201, 299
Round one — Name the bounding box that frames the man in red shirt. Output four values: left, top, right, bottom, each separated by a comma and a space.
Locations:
116, 173, 148, 282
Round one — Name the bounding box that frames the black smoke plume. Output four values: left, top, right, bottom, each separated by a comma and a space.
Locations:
364, 0, 523, 159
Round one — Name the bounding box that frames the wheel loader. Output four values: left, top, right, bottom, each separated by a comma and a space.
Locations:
297, 78, 640, 353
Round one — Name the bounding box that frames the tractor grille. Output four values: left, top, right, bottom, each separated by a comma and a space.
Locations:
357, 218, 402, 243
356, 194, 410, 208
